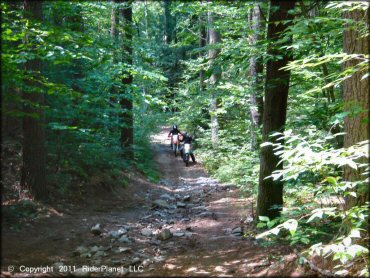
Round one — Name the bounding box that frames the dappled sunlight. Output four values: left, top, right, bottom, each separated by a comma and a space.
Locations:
184, 266, 211, 275
211, 197, 245, 205
214, 265, 226, 272
178, 176, 218, 185
185, 266, 197, 272
163, 263, 181, 270
150, 241, 275, 277
155, 184, 176, 193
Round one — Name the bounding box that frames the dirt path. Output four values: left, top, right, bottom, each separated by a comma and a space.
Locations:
1, 127, 308, 277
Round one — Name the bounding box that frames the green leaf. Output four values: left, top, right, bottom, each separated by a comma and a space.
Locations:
325, 176, 337, 186
283, 219, 298, 236
361, 72, 369, 80
307, 210, 323, 223
343, 237, 351, 247
260, 142, 273, 148
258, 216, 270, 222
349, 229, 361, 238
347, 159, 358, 170
300, 237, 310, 244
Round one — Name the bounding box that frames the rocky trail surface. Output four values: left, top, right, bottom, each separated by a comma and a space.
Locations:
2, 128, 310, 277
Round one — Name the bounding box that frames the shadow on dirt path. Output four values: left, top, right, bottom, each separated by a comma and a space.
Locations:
1, 127, 311, 277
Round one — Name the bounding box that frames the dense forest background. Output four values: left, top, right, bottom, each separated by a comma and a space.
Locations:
2, 1, 369, 276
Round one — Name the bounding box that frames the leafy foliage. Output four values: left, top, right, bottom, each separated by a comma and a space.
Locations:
256, 128, 369, 275
2, 1, 167, 196
2, 1, 368, 275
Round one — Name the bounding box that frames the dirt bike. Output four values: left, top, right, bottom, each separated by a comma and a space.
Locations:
171, 134, 180, 156
183, 142, 195, 166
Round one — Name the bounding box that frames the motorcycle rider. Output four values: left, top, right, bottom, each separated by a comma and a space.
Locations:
168, 125, 181, 136
168, 125, 181, 149
182, 132, 196, 163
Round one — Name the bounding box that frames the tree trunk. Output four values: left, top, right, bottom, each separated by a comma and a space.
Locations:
163, 0, 177, 111
109, 0, 120, 126
208, 12, 222, 148
321, 63, 335, 103
343, 6, 369, 207
120, 1, 134, 157
199, 13, 210, 127
249, 2, 264, 150
256, 1, 295, 219
164, 0, 171, 44
199, 14, 207, 92
21, 0, 47, 200
111, 0, 119, 64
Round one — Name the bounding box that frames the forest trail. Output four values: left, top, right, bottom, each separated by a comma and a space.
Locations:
2, 127, 306, 277
143, 127, 303, 277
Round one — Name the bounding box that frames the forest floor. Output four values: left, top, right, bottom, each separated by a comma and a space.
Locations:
1, 127, 315, 277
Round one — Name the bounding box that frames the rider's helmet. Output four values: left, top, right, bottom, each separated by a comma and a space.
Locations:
173, 125, 178, 130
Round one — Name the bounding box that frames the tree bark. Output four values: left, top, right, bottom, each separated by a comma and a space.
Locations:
343, 6, 369, 207
321, 63, 335, 102
256, 1, 295, 219
111, 0, 119, 62
199, 14, 207, 92
120, 1, 134, 157
164, 0, 171, 44
163, 0, 177, 111
208, 12, 222, 148
249, 2, 264, 150
21, 0, 47, 200
109, 0, 120, 125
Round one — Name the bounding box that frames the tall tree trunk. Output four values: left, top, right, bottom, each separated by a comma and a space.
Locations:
343, 5, 369, 207
111, 0, 119, 63
249, 2, 264, 150
256, 1, 295, 219
198, 13, 210, 127
120, 1, 134, 157
110, 0, 120, 126
164, 0, 171, 44
321, 63, 335, 103
21, 0, 47, 200
208, 12, 221, 148
163, 0, 177, 111
199, 14, 207, 92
